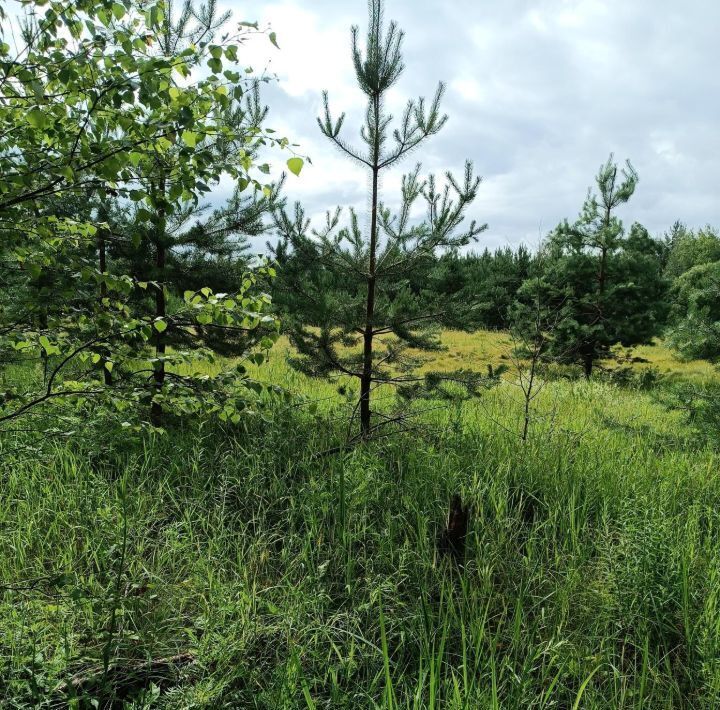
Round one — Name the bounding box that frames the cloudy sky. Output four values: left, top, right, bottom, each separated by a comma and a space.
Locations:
223, 0, 719, 251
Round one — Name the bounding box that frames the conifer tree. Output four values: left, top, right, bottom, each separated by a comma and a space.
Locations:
668, 260, 720, 362
110, 175, 282, 356
0, 0, 288, 431
520, 156, 668, 378
119, 0, 282, 425
272, 0, 485, 440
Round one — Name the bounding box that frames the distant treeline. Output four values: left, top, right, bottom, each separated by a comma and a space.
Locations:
270, 241, 533, 331
271, 222, 720, 334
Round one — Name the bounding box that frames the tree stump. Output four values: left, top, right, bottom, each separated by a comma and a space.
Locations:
437, 494, 469, 566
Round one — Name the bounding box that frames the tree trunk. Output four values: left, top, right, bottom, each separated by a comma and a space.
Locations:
360, 174, 377, 438
151, 178, 167, 427
360, 94, 381, 440
98, 228, 112, 386
521, 356, 537, 442
588, 204, 611, 384
31, 206, 50, 383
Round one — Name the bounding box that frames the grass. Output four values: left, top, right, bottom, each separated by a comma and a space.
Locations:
0, 332, 719, 707
248, 329, 719, 383
418, 330, 718, 383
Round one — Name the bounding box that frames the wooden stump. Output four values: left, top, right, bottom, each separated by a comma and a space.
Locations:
437, 494, 469, 566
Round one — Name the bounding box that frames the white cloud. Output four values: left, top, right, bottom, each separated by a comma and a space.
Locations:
217, 0, 720, 248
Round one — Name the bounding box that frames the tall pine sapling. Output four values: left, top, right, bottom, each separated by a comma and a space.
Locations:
572, 155, 638, 378
272, 0, 485, 440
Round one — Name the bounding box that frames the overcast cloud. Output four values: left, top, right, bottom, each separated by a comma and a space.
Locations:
221, 0, 720, 251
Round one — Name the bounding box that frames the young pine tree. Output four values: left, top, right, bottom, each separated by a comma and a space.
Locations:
122, 2, 281, 425
272, 0, 485, 440
0, 0, 286, 433
523, 156, 668, 378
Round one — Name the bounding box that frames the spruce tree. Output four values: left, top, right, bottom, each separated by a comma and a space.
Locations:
272, 0, 485, 440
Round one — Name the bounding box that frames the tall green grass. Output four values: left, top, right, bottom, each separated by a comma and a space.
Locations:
1, 366, 719, 706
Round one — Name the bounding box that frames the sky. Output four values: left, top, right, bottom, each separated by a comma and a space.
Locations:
220, 0, 720, 251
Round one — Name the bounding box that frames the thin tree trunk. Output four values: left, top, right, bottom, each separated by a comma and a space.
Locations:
598, 204, 610, 297
38, 291, 49, 384
360, 94, 381, 439
151, 177, 167, 426
588, 203, 611, 382
98, 227, 112, 386
521, 356, 537, 442
32, 205, 49, 383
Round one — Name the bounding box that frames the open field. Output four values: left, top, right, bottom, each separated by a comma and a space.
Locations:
1, 331, 719, 707
253, 329, 719, 386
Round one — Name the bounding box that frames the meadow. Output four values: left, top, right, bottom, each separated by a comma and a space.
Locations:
253, 329, 719, 381
1, 332, 719, 708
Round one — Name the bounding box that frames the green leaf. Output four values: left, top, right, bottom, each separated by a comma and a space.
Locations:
269, 32, 280, 49
27, 109, 48, 130
286, 157, 304, 176
154, 320, 168, 333
181, 130, 198, 147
